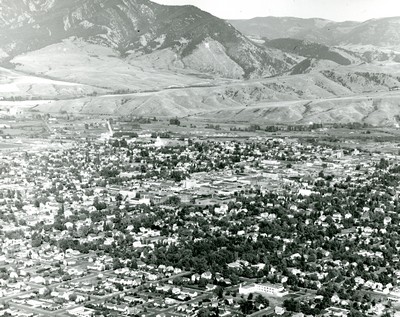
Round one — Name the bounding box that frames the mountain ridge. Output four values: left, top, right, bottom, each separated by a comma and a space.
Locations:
229, 16, 400, 47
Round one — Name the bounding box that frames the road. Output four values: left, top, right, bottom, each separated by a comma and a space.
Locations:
9, 301, 55, 317
249, 307, 274, 317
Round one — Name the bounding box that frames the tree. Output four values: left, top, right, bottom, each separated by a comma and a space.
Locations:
69, 293, 77, 302
255, 294, 269, 307
198, 278, 208, 288
31, 232, 43, 247
166, 196, 181, 206
214, 286, 224, 299
171, 170, 186, 182
77, 225, 90, 238
170, 117, 180, 126
284, 298, 300, 312
41, 287, 51, 297
115, 193, 124, 206
239, 298, 255, 315
113, 258, 123, 270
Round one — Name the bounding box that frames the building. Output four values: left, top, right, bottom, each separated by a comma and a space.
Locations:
275, 306, 285, 315
68, 306, 95, 317
324, 307, 350, 317
8, 107, 24, 117
239, 283, 288, 297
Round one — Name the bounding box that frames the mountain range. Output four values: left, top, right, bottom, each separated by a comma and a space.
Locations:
0, 0, 296, 78
229, 16, 400, 47
1, 0, 400, 126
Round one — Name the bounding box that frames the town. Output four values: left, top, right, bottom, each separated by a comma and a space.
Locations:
0, 115, 400, 317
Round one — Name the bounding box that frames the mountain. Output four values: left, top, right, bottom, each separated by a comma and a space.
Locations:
264, 38, 351, 66
229, 16, 400, 47
0, 0, 295, 79
229, 17, 339, 45
0, 0, 56, 29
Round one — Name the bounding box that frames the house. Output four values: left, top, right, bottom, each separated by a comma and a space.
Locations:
30, 276, 46, 284
191, 273, 200, 283
206, 284, 217, 291
201, 271, 212, 280
332, 213, 342, 222
225, 296, 234, 305
123, 296, 145, 304
181, 289, 198, 298
87, 262, 105, 271
299, 189, 312, 197
172, 287, 181, 295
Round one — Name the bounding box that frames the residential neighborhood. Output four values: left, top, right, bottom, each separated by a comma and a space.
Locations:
0, 117, 400, 317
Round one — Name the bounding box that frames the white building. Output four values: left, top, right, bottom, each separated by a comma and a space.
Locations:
154, 136, 167, 147
239, 283, 288, 297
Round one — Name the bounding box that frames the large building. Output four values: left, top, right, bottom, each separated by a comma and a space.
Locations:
239, 283, 288, 297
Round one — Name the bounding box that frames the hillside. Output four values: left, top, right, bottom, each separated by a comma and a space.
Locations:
197, 93, 400, 127
24, 67, 400, 126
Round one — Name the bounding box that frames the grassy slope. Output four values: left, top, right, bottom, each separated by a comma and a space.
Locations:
11, 38, 217, 91
0, 66, 107, 99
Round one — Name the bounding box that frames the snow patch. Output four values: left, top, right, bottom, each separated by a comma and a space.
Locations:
63, 16, 71, 31
71, 8, 83, 21
28, 2, 36, 12
42, 0, 56, 11
154, 34, 166, 46
0, 49, 8, 60
80, 20, 94, 29
178, 38, 189, 45
140, 4, 155, 19
140, 35, 148, 47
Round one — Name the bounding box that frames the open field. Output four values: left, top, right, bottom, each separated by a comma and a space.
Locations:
2, 115, 396, 154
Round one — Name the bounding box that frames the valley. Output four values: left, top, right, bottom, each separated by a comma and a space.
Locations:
3, 48, 400, 127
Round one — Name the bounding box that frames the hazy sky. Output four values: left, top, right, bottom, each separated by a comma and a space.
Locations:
152, 0, 400, 21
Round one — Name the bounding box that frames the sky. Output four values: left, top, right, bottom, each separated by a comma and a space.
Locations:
151, 0, 400, 21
